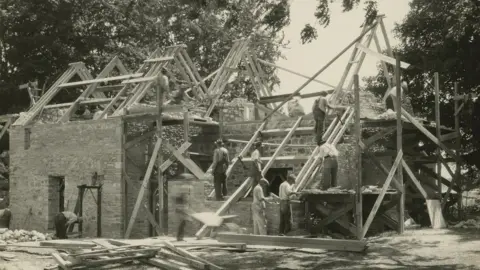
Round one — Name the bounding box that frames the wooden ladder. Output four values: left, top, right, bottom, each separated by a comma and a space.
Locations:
293, 107, 354, 192
207, 121, 267, 198
197, 117, 303, 238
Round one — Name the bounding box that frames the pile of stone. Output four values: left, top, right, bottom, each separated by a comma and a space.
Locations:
0, 229, 52, 244
453, 219, 480, 229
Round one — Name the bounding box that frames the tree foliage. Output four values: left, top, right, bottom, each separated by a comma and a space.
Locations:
0, 0, 290, 115
363, 0, 480, 184
300, 0, 379, 44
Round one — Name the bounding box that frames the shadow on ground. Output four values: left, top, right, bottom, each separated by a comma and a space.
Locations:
199, 231, 480, 270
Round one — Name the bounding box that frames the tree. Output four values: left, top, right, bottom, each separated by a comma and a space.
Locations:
0, 0, 291, 115
363, 0, 480, 184
300, 0, 379, 44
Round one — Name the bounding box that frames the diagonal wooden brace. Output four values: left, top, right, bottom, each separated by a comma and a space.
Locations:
165, 143, 205, 179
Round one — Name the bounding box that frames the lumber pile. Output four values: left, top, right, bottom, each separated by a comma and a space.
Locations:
43, 238, 238, 269
216, 233, 368, 253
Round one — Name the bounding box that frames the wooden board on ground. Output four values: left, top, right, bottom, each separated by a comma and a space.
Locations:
216, 233, 367, 252
426, 199, 447, 229
40, 240, 96, 249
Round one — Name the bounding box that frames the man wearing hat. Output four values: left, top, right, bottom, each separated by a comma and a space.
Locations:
278, 174, 299, 235
382, 80, 408, 111
211, 138, 230, 200
312, 92, 348, 146
252, 178, 271, 235
249, 140, 264, 186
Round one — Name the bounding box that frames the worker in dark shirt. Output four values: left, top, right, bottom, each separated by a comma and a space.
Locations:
54, 211, 83, 239
312, 93, 348, 146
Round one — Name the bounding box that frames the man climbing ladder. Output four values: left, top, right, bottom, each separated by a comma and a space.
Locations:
312, 93, 348, 146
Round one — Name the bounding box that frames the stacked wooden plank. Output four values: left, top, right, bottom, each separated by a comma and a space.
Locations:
46, 239, 237, 270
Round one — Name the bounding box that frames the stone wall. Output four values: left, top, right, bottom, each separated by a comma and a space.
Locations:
166, 178, 292, 236
221, 118, 358, 191
9, 118, 124, 238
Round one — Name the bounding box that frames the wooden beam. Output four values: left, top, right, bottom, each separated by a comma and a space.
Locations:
124, 136, 162, 238
243, 117, 303, 197
395, 55, 405, 234
401, 109, 457, 158
402, 160, 428, 200
123, 172, 162, 235
363, 127, 396, 148
94, 85, 125, 92
124, 131, 155, 149
434, 72, 442, 196
372, 32, 392, 89
316, 203, 354, 229
59, 73, 144, 88
418, 164, 460, 193
453, 93, 477, 101
238, 156, 309, 163
354, 74, 363, 240
453, 82, 462, 217
256, 59, 336, 88
263, 22, 379, 121
259, 90, 334, 104
144, 56, 175, 63
0, 118, 12, 141
183, 110, 190, 173
163, 241, 222, 270
216, 233, 367, 252
156, 75, 166, 235
165, 143, 205, 179
440, 132, 459, 142
361, 150, 403, 239
360, 142, 403, 192
159, 142, 192, 172
355, 44, 410, 69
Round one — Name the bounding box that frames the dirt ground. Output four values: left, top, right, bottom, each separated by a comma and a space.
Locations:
1, 228, 479, 270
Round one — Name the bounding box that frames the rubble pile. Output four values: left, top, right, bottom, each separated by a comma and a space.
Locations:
0, 229, 52, 244
453, 218, 480, 229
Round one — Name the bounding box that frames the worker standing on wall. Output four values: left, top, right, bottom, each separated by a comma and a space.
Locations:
54, 211, 82, 239
312, 93, 348, 146
318, 143, 340, 190
211, 139, 230, 201
252, 178, 271, 235
249, 141, 264, 187
382, 80, 408, 111
278, 174, 299, 236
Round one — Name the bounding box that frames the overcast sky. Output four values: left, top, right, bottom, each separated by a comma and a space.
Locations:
272, 0, 411, 110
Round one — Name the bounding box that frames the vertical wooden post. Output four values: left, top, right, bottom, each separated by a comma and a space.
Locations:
97, 186, 102, 237
434, 72, 442, 195
121, 121, 127, 236
354, 74, 363, 239
395, 56, 405, 234
184, 110, 190, 173
78, 186, 84, 237
156, 75, 165, 234
219, 107, 224, 140
454, 82, 462, 219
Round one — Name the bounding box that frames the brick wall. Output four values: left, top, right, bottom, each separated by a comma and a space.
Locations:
9, 118, 123, 237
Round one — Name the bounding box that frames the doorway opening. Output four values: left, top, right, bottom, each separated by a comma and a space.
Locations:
265, 168, 292, 196
48, 176, 65, 230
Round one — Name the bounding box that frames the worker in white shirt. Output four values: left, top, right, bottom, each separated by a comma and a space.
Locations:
211, 139, 230, 201
251, 178, 271, 235
318, 143, 340, 190
249, 141, 264, 186
312, 93, 348, 146
382, 81, 408, 111
54, 211, 83, 239
278, 174, 299, 236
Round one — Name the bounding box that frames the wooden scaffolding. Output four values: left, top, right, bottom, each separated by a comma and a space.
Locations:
195, 15, 462, 240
